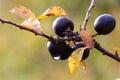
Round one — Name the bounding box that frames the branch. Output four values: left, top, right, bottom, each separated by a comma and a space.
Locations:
94, 41, 120, 62
81, 0, 95, 30
0, 18, 82, 42
0, 18, 51, 40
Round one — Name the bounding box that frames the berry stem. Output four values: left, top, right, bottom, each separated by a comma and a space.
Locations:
92, 33, 100, 37
81, 0, 95, 30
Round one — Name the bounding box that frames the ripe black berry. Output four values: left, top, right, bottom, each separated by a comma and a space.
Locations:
47, 41, 74, 60
60, 46, 74, 60
94, 14, 116, 35
52, 16, 74, 37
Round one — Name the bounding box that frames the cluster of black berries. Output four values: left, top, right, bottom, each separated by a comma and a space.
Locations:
47, 14, 116, 60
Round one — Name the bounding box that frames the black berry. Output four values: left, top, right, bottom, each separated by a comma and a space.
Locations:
47, 41, 74, 60
94, 14, 116, 35
60, 46, 74, 60
52, 16, 74, 37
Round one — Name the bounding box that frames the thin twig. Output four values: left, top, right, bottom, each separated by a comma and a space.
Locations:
94, 41, 120, 62
81, 0, 95, 30
0, 18, 82, 42
0, 18, 51, 40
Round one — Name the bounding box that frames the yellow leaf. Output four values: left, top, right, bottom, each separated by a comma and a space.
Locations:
68, 56, 79, 74
38, 6, 67, 20
68, 47, 87, 74
20, 18, 42, 34
10, 5, 36, 19
115, 48, 120, 52
115, 48, 120, 57
80, 61, 86, 74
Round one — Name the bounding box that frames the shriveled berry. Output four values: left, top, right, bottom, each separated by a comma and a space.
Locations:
94, 14, 116, 35
82, 49, 89, 61
52, 16, 74, 37
73, 42, 90, 60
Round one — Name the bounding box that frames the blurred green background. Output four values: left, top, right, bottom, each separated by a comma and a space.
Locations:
0, 0, 120, 80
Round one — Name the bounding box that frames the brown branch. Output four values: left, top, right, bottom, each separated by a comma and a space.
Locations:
94, 41, 120, 62
0, 18, 51, 40
0, 18, 82, 42
81, 0, 95, 30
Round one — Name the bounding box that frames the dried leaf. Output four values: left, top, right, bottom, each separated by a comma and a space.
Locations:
10, 5, 36, 19
80, 30, 94, 49
68, 47, 87, 74
20, 18, 42, 33
38, 6, 67, 20
10, 5, 42, 34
